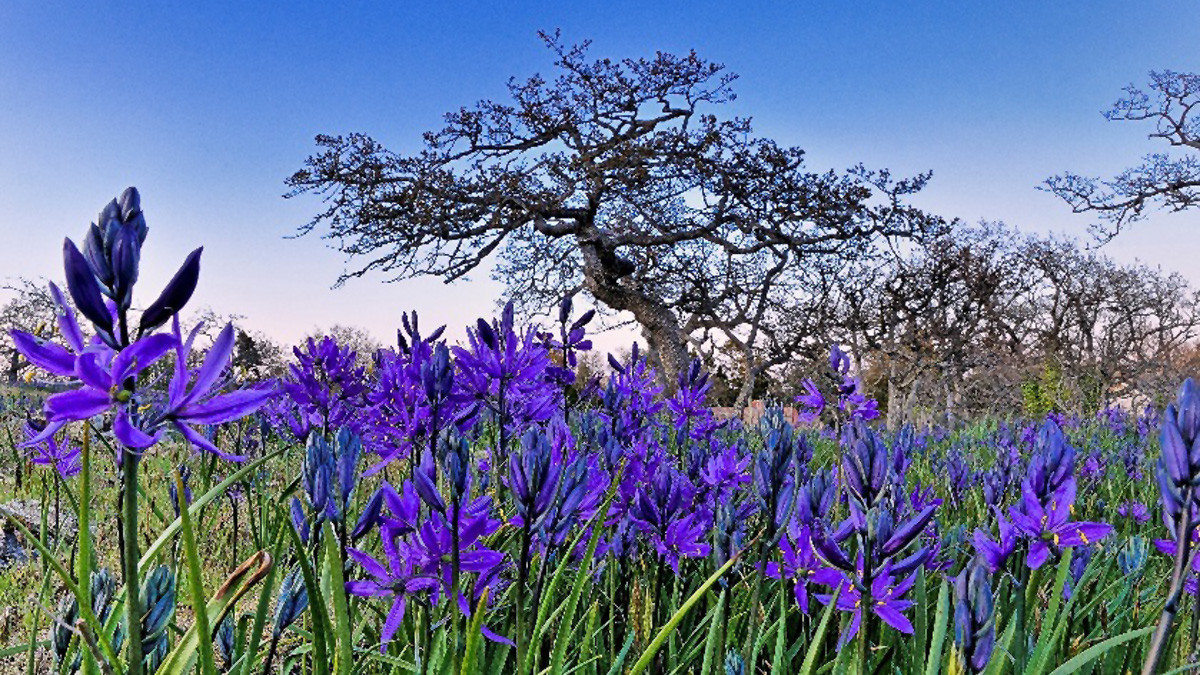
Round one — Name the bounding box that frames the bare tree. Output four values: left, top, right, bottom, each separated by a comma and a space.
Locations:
0, 279, 60, 383
1045, 70, 1200, 239
286, 32, 940, 391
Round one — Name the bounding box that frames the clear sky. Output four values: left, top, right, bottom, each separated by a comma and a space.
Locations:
2, 2, 1199, 350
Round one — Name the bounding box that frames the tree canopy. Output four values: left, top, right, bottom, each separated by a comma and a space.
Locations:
286, 32, 942, 395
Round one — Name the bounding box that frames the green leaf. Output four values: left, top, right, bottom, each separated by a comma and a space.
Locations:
772, 583, 789, 675
549, 490, 615, 675
925, 580, 951, 675
77, 426, 96, 675
1026, 550, 1074, 675
603, 633, 636, 675
800, 586, 841, 675
914, 568, 928, 675
461, 588, 491, 675
287, 517, 332, 675
155, 551, 274, 675
1042, 627, 1153, 675
323, 522, 355, 675
701, 591, 727, 675
176, 471, 219, 675
627, 553, 741, 675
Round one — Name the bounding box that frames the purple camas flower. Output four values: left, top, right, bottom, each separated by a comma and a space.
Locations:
794, 379, 825, 425
603, 343, 665, 445
763, 526, 841, 614
17, 188, 273, 675
537, 293, 594, 390
284, 335, 369, 436
1079, 452, 1104, 481
23, 331, 172, 449
628, 463, 711, 573
345, 545, 440, 652
667, 358, 716, 442
1117, 501, 1152, 524
1009, 480, 1112, 569
973, 508, 1018, 573
818, 559, 917, 646
699, 440, 752, 505
454, 302, 556, 443
23, 420, 81, 478
348, 476, 509, 651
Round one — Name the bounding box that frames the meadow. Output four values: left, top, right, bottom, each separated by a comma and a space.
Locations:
0, 188, 1194, 675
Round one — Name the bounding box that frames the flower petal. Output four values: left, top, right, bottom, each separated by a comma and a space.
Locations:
181, 322, 235, 407
177, 388, 276, 425
113, 409, 162, 449
46, 388, 111, 421
11, 331, 76, 377
173, 421, 245, 461
111, 333, 176, 382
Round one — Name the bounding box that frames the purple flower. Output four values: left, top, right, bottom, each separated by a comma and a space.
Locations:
818, 560, 917, 645
162, 320, 277, 459
1117, 501, 1151, 524
1009, 481, 1112, 569
345, 547, 440, 652
31, 332, 175, 449
23, 420, 81, 478
699, 442, 752, 505
284, 335, 369, 436
973, 509, 1018, 573
628, 464, 711, 572
763, 526, 841, 614
666, 359, 716, 441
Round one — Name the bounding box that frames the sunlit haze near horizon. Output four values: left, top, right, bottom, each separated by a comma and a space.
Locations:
3, 2, 1199, 353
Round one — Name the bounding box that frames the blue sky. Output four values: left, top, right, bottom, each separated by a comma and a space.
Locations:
2, 2, 1199, 349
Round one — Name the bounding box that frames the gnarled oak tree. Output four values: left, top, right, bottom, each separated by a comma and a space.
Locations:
287, 33, 940, 393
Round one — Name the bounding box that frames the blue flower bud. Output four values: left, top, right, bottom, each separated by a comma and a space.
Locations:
954, 562, 995, 674
290, 496, 310, 543
274, 568, 309, 637
304, 435, 335, 520
63, 238, 115, 336
139, 247, 202, 334
558, 293, 573, 325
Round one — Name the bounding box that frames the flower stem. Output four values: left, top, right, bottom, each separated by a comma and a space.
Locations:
122, 451, 144, 675
1143, 485, 1194, 675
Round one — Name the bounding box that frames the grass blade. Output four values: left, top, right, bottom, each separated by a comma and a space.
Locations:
627, 553, 741, 675
177, 471, 218, 675
800, 587, 841, 675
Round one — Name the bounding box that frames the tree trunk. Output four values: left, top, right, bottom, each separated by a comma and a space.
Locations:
579, 237, 690, 391
886, 363, 900, 431
734, 360, 758, 409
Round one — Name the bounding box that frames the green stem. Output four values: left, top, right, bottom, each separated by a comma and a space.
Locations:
122, 452, 144, 675
79, 426, 95, 675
